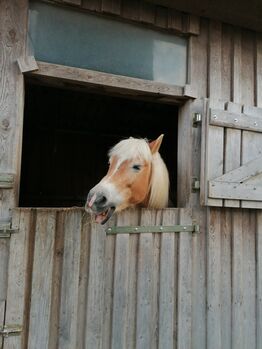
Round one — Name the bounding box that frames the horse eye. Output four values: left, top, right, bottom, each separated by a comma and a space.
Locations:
132, 164, 141, 171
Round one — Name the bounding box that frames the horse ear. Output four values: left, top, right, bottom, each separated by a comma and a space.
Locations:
149, 134, 164, 154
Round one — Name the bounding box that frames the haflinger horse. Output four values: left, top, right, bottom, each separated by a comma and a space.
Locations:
85, 134, 169, 224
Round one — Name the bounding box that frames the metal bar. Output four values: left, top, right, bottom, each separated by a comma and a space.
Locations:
106, 225, 199, 234
0, 174, 14, 189
0, 224, 18, 238
0, 325, 22, 338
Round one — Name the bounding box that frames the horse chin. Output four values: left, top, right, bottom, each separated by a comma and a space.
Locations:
95, 206, 116, 225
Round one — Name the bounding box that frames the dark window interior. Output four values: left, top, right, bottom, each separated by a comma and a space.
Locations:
19, 82, 178, 207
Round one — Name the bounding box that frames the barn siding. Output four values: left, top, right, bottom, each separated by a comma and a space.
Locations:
1, 207, 262, 349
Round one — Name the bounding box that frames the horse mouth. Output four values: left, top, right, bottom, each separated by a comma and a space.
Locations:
95, 206, 115, 225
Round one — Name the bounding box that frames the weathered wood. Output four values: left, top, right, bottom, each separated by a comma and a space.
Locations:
85, 222, 106, 349
207, 208, 221, 349
209, 181, 262, 201
17, 56, 38, 73
29, 62, 185, 103
242, 210, 256, 349
232, 210, 244, 349
76, 213, 91, 349
224, 102, 242, 207
241, 31, 255, 105
257, 211, 262, 349
221, 25, 231, 101
82, 0, 101, 11
177, 209, 192, 349
232, 28, 242, 103
28, 211, 56, 349
184, 14, 200, 35
136, 209, 154, 349
101, 0, 121, 15
139, 2, 155, 24
63, 0, 81, 5
0, 0, 28, 216
241, 125, 262, 208
58, 211, 82, 349
167, 8, 183, 31
3, 210, 30, 349
111, 211, 131, 349
256, 33, 262, 107
158, 209, 177, 349
210, 108, 262, 132
125, 210, 140, 349
220, 209, 232, 349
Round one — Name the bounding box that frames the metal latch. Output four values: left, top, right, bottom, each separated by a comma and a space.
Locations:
0, 173, 15, 189
106, 225, 200, 234
0, 222, 18, 238
193, 113, 202, 127
0, 325, 22, 338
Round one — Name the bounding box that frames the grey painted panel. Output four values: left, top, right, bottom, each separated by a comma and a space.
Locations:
29, 2, 187, 86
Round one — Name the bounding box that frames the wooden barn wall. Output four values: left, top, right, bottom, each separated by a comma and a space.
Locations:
1, 207, 262, 349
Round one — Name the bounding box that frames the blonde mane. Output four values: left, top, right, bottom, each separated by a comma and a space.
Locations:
109, 138, 169, 209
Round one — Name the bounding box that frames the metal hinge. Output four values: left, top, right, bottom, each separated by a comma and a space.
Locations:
192, 177, 200, 192
192, 113, 202, 127
0, 325, 22, 338
106, 224, 200, 234
0, 173, 15, 189
0, 221, 18, 238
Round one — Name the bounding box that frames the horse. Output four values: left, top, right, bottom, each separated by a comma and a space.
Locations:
85, 134, 169, 224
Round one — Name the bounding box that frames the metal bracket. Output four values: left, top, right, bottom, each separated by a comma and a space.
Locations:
192, 176, 200, 192
106, 224, 199, 234
0, 173, 15, 189
193, 113, 202, 127
0, 222, 18, 238
0, 325, 22, 338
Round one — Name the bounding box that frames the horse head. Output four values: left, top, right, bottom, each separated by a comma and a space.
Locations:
85, 135, 169, 224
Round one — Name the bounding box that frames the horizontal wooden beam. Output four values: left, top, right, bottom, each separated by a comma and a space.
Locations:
209, 108, 262, 132
27, 61, 188, 103
209, 180, 262, 201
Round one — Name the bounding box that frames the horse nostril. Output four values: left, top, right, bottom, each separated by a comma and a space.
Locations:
97, 195, 107, 206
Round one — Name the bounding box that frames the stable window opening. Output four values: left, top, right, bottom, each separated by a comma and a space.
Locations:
19, 81, 178, 208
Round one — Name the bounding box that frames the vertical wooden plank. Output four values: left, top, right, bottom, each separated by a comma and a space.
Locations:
188, 19, 208, 98
167, 9, 183, 32
206, 208, 221, 349
101, 215, 116, 349
58, 210, 82, 349
111, 211, 131, 349
82, 0, 101, 11
76, 213, 91, 349
183, 14, 200, 35
208, 20, 222, 102
125, 210, 140, 349
232, 210, 244, 349
3, 209, 31, 349
101, 0, 121, 15
85, 222, 106, 349
177, 208, 193, 349
242, 210, 256, 349
241, 114, 262, 208
220, 209, 232, 349
207, 21, 224, 206
139, 2, 155, 24
0, 238, 9, 347
232, 28, 242, 103
256, 211, 262, 349
151, 210, 162, 349
136, 209, 154, 349
155, 6, 168, 29
48, 211, 65, 349
158, 209, 178, 349
191, 207, 206, 349
221, 24, 232, 101
256, 33, 262, 107
0, 0, 28, 216
28, 210, 56, 349
241, 31, 255, 106
224, 102, 242, 207
121, 0, 139, 21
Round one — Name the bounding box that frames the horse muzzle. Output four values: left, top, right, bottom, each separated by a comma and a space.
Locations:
85, 191, 116, 224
